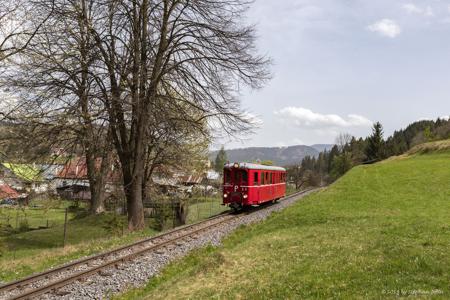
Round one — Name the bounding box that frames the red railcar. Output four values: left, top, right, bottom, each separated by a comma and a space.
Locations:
222, 162, 286, 210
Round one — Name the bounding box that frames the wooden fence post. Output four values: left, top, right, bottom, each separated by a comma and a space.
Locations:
63, 208, 68, 247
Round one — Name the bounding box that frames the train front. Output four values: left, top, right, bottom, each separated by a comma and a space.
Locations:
222, 162, 249, 210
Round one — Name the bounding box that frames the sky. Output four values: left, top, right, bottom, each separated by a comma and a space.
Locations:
217, 0, 450, 149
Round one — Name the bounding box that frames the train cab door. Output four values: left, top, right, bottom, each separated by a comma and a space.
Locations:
269, 172, 273, 199
257, 171, 261, 202
253, 171, 260, 203
233, 169, 247, 190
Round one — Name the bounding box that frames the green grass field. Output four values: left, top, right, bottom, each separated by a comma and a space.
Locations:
0, 213, 158, 282
0, 199, 82, 231
0, 197, 225, 283
118, 147, 450, 299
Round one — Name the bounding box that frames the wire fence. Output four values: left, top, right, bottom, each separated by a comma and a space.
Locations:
0, 194, 226, 233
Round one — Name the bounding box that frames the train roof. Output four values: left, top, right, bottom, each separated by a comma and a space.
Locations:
224, 162, 286, 172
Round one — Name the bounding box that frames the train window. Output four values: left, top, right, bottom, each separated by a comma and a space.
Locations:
241, 170, 248, 184
233, 170, 247, 184
224, 169, 231, 183
254, 172, 259, 185
265, 172, 269, 184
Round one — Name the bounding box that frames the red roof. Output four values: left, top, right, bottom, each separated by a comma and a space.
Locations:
0, 183, 20, 199
57, 157, 121, 183
57, 158, 89, 179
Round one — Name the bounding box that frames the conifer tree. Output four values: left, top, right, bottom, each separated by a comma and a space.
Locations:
365, 122, 385, 161
214, 146, 228, 174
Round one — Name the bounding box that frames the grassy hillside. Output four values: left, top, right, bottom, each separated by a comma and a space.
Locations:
119, 146, 450, 299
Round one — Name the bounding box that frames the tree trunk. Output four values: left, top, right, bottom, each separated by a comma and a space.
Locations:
90, 182, 106, 214
124, 171, 145, 231
175, 198, 188, 227
86, 150, 108, 215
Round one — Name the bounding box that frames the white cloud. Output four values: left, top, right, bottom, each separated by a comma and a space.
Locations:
424, 6, 434, 17
402, 3, 434, 17
274, 107, 372, 129
368, 19, 402, 38
403, 3, 422, 14
243, 112, 263, 127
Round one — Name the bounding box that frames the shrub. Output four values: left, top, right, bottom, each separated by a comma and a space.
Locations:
103, 214, 126, 236
18, 219, 30, 232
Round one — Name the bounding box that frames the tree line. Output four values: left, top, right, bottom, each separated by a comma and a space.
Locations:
0, 0, 270, 231
288, 118, 450, 188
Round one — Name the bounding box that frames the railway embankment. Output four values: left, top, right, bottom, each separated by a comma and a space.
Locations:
118, 144, 450, 299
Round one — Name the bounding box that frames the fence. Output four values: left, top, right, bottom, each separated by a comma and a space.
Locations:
143, 195, 226, 231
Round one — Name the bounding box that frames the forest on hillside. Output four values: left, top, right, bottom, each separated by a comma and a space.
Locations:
287, 118, 450, 189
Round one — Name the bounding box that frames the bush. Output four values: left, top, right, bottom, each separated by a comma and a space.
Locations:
18, 219, 30, 232
0, 241, 6, 257
103, 214, 126, 236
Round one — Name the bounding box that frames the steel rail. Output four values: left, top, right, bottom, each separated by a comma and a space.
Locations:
1, 188, 316, 300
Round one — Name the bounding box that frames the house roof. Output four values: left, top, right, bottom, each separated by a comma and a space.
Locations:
57, 157, 121, 183
37, 164, 64, 180
180, 174, 204, 184
2, 163, 43, 182
206, 170, 220, 180
0, 183, 20, 199
57, 158, 89, 179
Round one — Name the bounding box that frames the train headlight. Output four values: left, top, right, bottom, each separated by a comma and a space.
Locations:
223, 194, 228, 198
243, 194, 248, 199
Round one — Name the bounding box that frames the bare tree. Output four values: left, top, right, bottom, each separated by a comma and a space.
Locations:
0, 0, 54, 61
85, 0, 271, 230
336, 133, 352, 152
1, 0, 270, 231
0, 0, 113, 213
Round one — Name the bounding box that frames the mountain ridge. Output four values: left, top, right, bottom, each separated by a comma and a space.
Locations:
209, 144, 333, 166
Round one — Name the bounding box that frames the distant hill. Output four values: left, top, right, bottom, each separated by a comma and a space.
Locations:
310, 144, 334, 153
209, 145, 323, 167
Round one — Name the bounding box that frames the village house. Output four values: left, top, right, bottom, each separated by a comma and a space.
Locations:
0, 163, 48, 194
54, 157, 122, 201
0, 180, 21, 201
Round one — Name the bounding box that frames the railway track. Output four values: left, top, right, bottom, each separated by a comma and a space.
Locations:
0, 189, 315, 300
